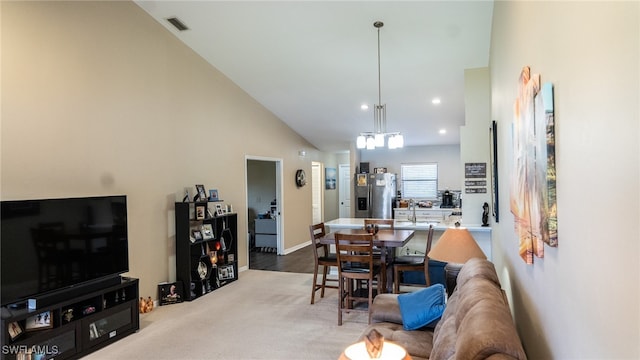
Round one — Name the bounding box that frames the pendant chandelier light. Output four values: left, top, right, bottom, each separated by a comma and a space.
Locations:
356, 21, 403, 150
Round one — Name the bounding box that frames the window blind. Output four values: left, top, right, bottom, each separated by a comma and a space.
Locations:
401, 163, 438, 199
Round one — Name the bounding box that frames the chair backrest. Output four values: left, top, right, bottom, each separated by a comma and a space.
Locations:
363, 218, 394, 229
334, 232, 375, 277
309, 223, 329, 262
423, 224, 435, 285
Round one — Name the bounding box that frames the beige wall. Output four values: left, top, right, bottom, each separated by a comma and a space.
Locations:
319, 152, 349, 221
360, 145, 462, 191
460, 67, 492, 225
490, 1, 639, 358
2, 1, 319, 300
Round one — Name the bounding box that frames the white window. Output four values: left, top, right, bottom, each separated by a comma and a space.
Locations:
401, 163, 438, 199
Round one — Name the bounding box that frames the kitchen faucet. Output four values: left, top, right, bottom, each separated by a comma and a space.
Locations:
408, 199, 417, 223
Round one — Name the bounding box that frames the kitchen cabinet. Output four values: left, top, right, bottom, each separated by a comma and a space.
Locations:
394, 208, 457, 223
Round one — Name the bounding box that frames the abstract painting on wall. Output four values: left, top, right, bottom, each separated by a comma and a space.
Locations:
511, 66, 557, 265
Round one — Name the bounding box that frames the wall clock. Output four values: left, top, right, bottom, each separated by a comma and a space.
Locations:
295, 169, 306, 187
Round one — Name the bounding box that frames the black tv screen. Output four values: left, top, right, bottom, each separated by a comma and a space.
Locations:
1, 195, 129, 307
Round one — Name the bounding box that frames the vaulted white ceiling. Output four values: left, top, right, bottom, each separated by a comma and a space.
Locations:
135, 1, 494, 152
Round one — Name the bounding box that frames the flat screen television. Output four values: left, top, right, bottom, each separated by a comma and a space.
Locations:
1, 195, 129, 307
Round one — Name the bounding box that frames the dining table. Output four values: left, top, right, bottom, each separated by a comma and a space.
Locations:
320, 228, 415, 293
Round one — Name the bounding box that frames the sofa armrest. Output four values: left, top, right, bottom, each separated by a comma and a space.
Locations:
370, 294, 404, 324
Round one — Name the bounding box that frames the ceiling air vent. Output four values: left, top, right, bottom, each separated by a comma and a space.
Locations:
167, 17, 189, 31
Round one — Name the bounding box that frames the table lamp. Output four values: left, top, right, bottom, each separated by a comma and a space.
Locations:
428, 226, 486, 296
342, 329, 407, 360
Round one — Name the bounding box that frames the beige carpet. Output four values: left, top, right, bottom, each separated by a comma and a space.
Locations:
84, 270, 368, 359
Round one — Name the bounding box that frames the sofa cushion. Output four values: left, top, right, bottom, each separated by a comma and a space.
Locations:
371, 294, 403, 324
455, 257, 501, 289
361, 322, 434, 360
397, 284, 446, 330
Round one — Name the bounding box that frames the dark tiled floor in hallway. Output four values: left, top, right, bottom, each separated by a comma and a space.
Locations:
249, 245, 315, 274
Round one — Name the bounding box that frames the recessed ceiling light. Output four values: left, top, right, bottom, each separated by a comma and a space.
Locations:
432, 98, 441, 105
439, 129, 447, 135
361, 104, 369, 110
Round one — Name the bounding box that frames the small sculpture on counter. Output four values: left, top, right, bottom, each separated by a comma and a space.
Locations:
482, 202, 489, 227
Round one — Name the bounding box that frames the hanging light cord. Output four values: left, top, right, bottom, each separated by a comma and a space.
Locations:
376, 21, 382, 106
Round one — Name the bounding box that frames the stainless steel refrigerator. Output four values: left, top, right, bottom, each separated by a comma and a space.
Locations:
354, 173, 397, 219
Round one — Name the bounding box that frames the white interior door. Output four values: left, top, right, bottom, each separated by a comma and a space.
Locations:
311, 162, 323, 224
339, 163, 351, 218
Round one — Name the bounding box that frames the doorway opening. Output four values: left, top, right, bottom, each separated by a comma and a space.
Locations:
246, 157, 283, 271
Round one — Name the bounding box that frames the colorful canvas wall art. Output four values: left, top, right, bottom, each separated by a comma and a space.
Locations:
511, 66, 557, 265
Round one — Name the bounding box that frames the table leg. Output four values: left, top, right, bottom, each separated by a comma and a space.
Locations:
380, 247, 396, 293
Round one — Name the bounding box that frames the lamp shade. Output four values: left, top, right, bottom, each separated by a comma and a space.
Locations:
428, 227, 486, 264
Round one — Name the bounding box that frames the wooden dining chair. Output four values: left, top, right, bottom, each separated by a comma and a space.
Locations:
309, 223, 338, 304
363, 218, 394, 290
334, 232, 381, 325
393, 224, 434, 293
363, 218, 394, 229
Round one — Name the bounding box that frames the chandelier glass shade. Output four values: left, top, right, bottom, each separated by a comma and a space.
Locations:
356, 21, 403, 150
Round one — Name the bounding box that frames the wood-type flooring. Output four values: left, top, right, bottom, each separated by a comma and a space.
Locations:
249, 245, 315, 274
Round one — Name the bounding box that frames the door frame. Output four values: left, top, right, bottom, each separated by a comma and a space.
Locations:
245, 156, 284, 260
311, 161, 323, 224
338, 163, 351, 218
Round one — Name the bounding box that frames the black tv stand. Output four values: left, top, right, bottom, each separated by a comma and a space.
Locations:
7, 303, 26, 310
26, 277, 123, 311
1, 277, 139, 360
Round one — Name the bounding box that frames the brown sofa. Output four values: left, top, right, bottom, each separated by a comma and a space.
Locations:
360, 258, 527, 360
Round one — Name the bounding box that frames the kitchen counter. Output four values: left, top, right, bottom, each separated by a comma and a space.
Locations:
324, 218, 490, 232
324, 218, 492, 260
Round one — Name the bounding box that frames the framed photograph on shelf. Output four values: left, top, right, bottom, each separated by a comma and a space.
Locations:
194, 184, 207, 202
195, 205, 205, 220
215, 203, 224, 216
218, 264, 235, 280
209, 189, 219, 201
201, 224, 214, 240
192, 229, 203, 242
7, 321, 23, 341
25, 311, 52, 331
89, 323, 99, 340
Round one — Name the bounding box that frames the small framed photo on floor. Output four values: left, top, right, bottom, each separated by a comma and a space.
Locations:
158, 281, 184, 306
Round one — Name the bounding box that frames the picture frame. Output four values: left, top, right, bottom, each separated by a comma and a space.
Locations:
357, 174, 367, 186
194, 184, 207, 202
89, 323, 99, 340
201, 224, 214, 240
158, 281, 184, 306
195, 205, 205, 220
192, 229, 203, 241
324, 167, 336, 190
209, 189, 219, 201
218, 264, 235, 280
25, 311, 52, 331
7, 321, 23, 341
215, 203, 224, 217
490, 120, 500, 222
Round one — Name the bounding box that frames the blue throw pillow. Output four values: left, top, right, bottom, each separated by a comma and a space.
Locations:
397, 284, 446, 330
